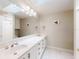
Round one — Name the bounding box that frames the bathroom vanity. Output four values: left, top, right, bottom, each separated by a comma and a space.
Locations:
0, 34, 46, 59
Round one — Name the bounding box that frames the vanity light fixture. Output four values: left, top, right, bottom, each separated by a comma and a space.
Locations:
21, 5, 31, 15
29, 9, 34, 16
21, 4, 30, 11
26, 10, 30, 15
29, 9, 37, 17
33, 12, 37, 16
30, 9, 34, 13
26, 6, 30, 11
21, 5, 37, 17
29, 13, 33, 16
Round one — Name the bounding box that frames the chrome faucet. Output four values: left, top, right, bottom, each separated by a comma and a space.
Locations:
10, 42, 18, 48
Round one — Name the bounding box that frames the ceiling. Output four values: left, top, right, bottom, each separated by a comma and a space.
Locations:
30, 0, 73, 15
0, 0, 73, 16
0, 0, 11, 9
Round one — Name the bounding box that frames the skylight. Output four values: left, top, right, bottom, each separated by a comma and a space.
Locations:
3, 3, 37, 17
3, 3, 22, 13
32, 0, 48, 6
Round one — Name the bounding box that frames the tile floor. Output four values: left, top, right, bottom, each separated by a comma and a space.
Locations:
42, 48, 74, 59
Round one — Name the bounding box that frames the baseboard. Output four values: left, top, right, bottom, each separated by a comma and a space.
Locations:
47, 45, 74, 53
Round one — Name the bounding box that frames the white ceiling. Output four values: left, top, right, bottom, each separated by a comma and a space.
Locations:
30, 0, 73, 15
3, 3, 22, 13
0, 0, 11, 9
0, 0, 73, 16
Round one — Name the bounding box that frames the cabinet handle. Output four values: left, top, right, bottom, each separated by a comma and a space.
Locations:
42, 47, 44, 49
23, 57, 25, 59
28, 53, 30, 59
38, 52, 40, 55
42, 40, 44, 42
38, 43, 40, 45
42, 43, 44, 45
77, 49, 79, 51
38, 48, 40, 50
14, 52, 17, 55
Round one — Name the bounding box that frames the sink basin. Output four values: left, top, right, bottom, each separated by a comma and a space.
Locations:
3, 45, 27, 55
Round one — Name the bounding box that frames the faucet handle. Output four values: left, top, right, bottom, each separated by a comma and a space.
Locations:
14, 42, 18, 45
11, 44, 14, 47
10, 42, 18, 48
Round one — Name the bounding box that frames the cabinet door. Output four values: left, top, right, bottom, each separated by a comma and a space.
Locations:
30, 47, 37, 59
2, 15, 15, 42
19, 54, 28, 59
27, 47, 37, 59
37, 41, 42, 59
76, 2, 79, 58
42, 39, 46, 51
76, 0, 79, 9
0, 16, 2, 41
18, 39, 46, 59
41, 40, 44, 52
37, 39, 46, 59
19, 47, 37, 59
76, 10, 79, 29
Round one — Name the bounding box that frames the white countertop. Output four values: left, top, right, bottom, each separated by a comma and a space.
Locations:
0, 34, 46, 59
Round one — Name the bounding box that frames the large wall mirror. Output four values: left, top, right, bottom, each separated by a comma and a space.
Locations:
0, 0, 39, 43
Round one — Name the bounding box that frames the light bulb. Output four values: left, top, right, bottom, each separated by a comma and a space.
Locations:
26, 10, 30, 14
29, 13, 33, 16
26, 6, 30, 11
30, 9, 34, 13
33, 12, 37, 16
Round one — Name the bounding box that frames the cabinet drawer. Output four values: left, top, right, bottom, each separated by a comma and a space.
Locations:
19, 53, 28, 59
19, 55, 27, 59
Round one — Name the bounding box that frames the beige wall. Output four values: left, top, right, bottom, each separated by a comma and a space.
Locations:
40, 10, 74, 50
20, 10, 73, 50
20, 17, 40, 36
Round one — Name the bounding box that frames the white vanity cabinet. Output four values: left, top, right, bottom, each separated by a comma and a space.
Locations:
19, 51, 32, 59
19, 46, 37, 59
42, 39, 46, 52
76, 0, 79, 59
18, 38, 46, 59
35, 39, 46, 59
0, 13, 15, 42
19, 53, 28, 59
36, 41, 42, 59
36, 39, 46, 59
27, 47, 37, 59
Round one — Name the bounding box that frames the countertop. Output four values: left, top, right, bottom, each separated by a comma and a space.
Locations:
0, 34, 46, 59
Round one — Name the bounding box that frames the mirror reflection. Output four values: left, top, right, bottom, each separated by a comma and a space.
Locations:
0, 0, 39, 43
